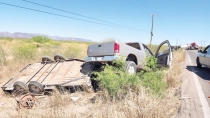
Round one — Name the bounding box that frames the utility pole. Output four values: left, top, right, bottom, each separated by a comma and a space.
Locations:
201, 40, 202, 49
204, 40, 206, 47
150, 14, 157, 48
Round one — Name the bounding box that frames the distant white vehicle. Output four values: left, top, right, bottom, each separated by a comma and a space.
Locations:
180, 45, 189, 50
181, 42, 198, 50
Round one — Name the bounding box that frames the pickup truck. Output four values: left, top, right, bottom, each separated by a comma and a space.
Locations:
85, 40, 173, 73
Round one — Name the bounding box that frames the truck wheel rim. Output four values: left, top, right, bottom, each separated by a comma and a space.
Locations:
128, 66, 135, 74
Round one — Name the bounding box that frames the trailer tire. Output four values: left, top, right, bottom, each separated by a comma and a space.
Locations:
126, 61, 137, 74
28, 81, 44, 94
13, 81, 29, 92
54, 54, 66, 61
42, 56, 53, 63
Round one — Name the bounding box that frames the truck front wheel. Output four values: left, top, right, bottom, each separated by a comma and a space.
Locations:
126, 61, 137, 74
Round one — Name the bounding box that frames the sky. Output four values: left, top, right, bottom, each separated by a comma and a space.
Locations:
0, 0, 209, 46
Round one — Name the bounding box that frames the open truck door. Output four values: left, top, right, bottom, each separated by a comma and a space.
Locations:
155, 40, 173, 68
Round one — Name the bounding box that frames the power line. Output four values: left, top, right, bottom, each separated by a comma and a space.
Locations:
136, 0, 157, 14
126, 0, 150, 15
0, 2, 141, 30
134, 0, 172, 39
22, 0, 137, 30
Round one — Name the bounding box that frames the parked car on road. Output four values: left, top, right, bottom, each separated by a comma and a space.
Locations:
196, 45, 210, 68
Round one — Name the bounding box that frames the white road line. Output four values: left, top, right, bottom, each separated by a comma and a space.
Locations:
187, 53, 210, 118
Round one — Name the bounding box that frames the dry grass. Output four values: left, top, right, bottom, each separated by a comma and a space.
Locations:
0, 38, 185, 118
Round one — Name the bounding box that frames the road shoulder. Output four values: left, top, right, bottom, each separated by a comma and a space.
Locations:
177, 53, 205, 118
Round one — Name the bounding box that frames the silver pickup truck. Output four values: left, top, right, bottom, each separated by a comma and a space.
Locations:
85, 40, 173, 73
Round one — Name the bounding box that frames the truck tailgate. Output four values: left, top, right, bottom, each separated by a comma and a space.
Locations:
88, 41, 115, 56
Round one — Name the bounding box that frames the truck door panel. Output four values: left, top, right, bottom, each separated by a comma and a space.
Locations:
155, 40, 173, 68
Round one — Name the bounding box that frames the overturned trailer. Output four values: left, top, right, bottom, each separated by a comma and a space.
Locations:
1, 54, 94, 94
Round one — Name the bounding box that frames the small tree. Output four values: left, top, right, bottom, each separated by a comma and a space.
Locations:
32, 36, 52, 43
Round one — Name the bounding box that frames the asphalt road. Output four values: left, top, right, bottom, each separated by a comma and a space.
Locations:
186, 50, 210, 106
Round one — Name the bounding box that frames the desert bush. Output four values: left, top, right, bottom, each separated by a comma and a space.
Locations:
94, 56, 166, 97
138, 71, 166, 96
0, 45, 7, 66
32, 36, 52, 43
13, 43, 37, 60
64, 44, 83, 58
0, 37, 13, 41
93, 59, 140, 97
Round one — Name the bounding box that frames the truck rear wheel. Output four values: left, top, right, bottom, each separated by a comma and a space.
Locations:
126, 61, 137, 74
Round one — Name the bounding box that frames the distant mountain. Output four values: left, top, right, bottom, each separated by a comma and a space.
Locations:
0, 32, 92, 42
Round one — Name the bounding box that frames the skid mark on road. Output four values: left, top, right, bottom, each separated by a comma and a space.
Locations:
187, 53, 210, 118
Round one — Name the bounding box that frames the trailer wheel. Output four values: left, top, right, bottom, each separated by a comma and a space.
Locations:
13, 81, 29, 92
28, 81, 44, 94
54, 54, 66, 61
126, 61, 137, 74
42, 56, 53, 63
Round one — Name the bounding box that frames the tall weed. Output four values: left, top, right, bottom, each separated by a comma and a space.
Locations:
64, 44, 82, 58
0, 45, 7, 66
13, 44, 37, 60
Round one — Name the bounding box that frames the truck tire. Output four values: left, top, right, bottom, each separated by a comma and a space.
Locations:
196, 57, 202, 68
13, 81, 29, 92
42, 56, 53, 63
54, 54, 66, 61
126, 61, 137, 74
28, 81, 44, 94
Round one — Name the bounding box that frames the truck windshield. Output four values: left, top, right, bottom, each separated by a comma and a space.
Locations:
126, 43, 141, 50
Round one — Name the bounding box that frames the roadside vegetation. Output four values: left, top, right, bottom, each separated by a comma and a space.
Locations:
0, 37, 185, 117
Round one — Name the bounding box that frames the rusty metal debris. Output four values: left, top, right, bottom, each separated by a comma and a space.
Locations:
17, 93, 35, 109
12, 90, 36, 109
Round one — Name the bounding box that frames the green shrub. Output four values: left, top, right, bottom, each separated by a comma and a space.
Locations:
13, 44, 37, 60
32, 36, 52, 43
93, 56, 167, 97
93, 59, 140, 97
0, 37, 13, 41
138, 71, 166, 96
144, 56, 158, 71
